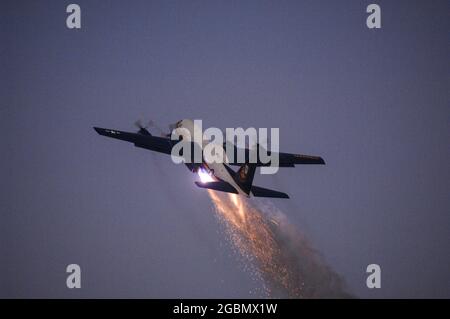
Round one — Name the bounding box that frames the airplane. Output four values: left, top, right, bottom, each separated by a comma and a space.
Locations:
93, 119, 325, 199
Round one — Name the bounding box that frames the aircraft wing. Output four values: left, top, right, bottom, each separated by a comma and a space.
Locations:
94, 127, 173, 155
94, 128, 325, 166
223, 143, 325, 167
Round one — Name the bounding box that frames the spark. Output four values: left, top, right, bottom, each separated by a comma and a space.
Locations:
207, 190, 352, 298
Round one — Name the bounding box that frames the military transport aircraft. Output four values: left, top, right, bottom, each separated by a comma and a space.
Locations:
94, 119, 325, 199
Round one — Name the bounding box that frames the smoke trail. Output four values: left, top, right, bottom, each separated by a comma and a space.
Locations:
208, 191, 353, 298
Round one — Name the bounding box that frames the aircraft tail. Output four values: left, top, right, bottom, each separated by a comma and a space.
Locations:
235, 163, 257, 194
251, 185, 289, 199
224, 163, 288, 198
194, 181, 238, 194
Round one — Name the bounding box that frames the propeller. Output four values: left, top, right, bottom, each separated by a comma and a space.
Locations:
168, 120, 184, 137
168, 123, 176, 133
134, 119, 171, 137
133, 119, 152, 136
134, 119, 146, 130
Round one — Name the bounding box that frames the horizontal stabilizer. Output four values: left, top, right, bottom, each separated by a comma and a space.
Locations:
291, 154, 325, 165
251, 185, 289, 199
194, 181, 238, 194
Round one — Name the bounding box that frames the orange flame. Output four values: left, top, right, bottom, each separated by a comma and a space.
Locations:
207, 190, 352, 298
207, 190, 297, 297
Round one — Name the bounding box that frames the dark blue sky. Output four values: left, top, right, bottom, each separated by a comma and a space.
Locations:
1, 0, 449, 298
